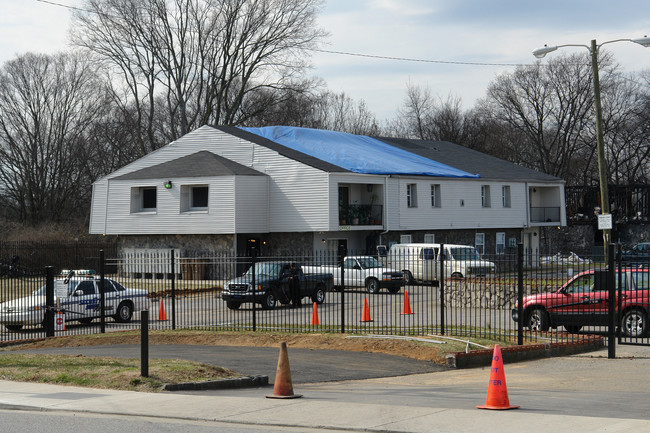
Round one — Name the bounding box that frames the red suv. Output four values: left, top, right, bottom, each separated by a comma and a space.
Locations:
512, 268, 650, 337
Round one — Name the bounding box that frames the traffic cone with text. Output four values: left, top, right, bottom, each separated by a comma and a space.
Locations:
476, 344, 519, 410
310, 302, 320, 325
158, 298, 167, 321
401, 290, 413, 315
267, 342, 302, 399
361, 297, 373, 322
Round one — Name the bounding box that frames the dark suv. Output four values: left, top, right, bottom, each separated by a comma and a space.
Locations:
512, 268, 650, 337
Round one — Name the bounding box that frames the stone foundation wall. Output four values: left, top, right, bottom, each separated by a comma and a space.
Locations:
444, 280, 553, 309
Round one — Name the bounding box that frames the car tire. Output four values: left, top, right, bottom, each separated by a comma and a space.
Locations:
621, 308, 647, 338
114, 301, 134, 323
450, 272, 464, 279
226, 301, 242, 310
5, 324, 23, 332
527, 308, 550, 331
387, 286, 401, 294
262, 292, 276, 310
403, 271, 414, 285
311, 285, 326, 304
366, 278, 380, 294
564, 325, 582, 333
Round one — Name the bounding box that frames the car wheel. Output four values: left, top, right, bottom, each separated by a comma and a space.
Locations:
564, 325, 582, 333
226, 301, 242, 310
527, 308, 550, 331
311, 285, 326, 304
387, 286, 401, 294
262, 292, 276, 310
5, 324, 23, 332
114, 301, 134, 323
366, 278, 380, 294
621, 308, 647, 337
403, 271, 414, 285
450, 272, 464, 279
78, 318, 94, 324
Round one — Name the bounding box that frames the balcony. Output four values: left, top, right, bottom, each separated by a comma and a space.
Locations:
339, 204, 383, 226
530, 206, 561, 223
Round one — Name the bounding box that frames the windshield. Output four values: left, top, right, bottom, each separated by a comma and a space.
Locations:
245, 262, 283, 278
448, 247, 481, 261
356, 257, 382, 268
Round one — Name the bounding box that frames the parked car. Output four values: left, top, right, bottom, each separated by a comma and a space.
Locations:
512, 268, 650, 337
383, 243, 496, 283
621, 243, 650, 264
303, 256, 405, 294
221, 262, 333, 310
0, 271, 151, 331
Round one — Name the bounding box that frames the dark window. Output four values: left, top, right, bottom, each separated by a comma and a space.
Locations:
142, 187, 156, 209
100, 280, 117, 293
75, 281, 96, 296
192, 186, 209, 208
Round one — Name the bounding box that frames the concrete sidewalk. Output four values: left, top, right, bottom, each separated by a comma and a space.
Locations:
0, 345, 648, 432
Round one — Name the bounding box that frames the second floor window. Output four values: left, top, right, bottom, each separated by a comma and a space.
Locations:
502, 185, 511, 208
481, 185, 491, 208
407, 184, 418, 208
431, 184, 441, 208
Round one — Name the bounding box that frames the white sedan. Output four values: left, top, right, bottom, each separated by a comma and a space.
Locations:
0, 276, 150, 331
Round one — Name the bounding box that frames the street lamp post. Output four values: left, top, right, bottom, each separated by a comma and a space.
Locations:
532, 36, 650, 262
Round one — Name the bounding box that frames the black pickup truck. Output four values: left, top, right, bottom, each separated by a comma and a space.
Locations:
221, 262, 334, 310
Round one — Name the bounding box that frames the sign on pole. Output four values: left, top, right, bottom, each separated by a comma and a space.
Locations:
598, 214, 612, 231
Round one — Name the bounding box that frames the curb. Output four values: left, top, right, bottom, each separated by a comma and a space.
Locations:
446, 338, 605, 369
162, 375, 269, 391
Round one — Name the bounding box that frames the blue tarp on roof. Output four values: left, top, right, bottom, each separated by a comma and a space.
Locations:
239, 126, 480, 178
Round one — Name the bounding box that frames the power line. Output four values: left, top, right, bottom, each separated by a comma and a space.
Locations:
311, 48, 526, 67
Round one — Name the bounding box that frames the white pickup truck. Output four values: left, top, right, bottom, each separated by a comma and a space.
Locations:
303, 256, 405, 294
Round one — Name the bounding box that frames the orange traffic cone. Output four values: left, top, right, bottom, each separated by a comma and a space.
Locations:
476, 344, 519, 410
310, 302, 320, 325
361, 297, 373, 322
158, 298, 167, 321
267, 342, 302, 399
401, 290, 413, 315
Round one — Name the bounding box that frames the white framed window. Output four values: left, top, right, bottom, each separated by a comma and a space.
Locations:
496, 232, 506, 255
475, 233, 485, 255
481, 185, 491, 208
400, 234, 412, 244
502, 185, 511, 208
181, 185, 209, 212
131, 186, 157, 213
430, 184, 441, 208
407, 184, 418, 208
423, 233, 435, 243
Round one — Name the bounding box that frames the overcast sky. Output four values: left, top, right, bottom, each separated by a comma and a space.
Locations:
1, 0, 649, 121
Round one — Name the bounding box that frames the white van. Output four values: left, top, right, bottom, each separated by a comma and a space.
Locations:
383, 243, 495, 283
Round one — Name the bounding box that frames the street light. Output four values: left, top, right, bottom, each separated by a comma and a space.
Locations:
532, 36, 650, 262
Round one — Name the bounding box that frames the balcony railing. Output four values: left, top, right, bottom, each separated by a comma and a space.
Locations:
339, 204, 383, 226
530, 206, 561, 223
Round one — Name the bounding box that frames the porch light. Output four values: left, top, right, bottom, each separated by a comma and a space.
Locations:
164, 180, 172, 189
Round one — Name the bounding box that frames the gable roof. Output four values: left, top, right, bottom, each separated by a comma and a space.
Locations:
236, 125, 480, 178
112, 150, 265, 180
378, 137, 562, 182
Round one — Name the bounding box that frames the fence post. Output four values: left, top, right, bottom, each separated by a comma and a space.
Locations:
617, 243, 622, 345
339, 244, 347, 334
251, 247, 257, 332
439, 243, 445, 336
607, 243, 616, 359
100, 250, 106, 333
171, 249, 176, 330
45, 266, 54, 338
141, 310, 149, 377
517, 243, 524, 345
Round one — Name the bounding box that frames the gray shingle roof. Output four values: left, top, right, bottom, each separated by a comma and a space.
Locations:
113, 150, 265, 180
376, 137, 562, 182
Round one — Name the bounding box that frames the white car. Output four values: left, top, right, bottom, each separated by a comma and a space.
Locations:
0, 275, 150, 331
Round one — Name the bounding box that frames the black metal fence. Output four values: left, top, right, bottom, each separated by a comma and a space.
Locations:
1, 242, 648, 350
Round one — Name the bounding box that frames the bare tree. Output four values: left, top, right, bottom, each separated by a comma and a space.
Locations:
0, 52, 110, 224
72, 0, 327, 153
388, 84, 468, 144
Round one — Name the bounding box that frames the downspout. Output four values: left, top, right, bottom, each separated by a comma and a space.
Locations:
379, 175, 390, 245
